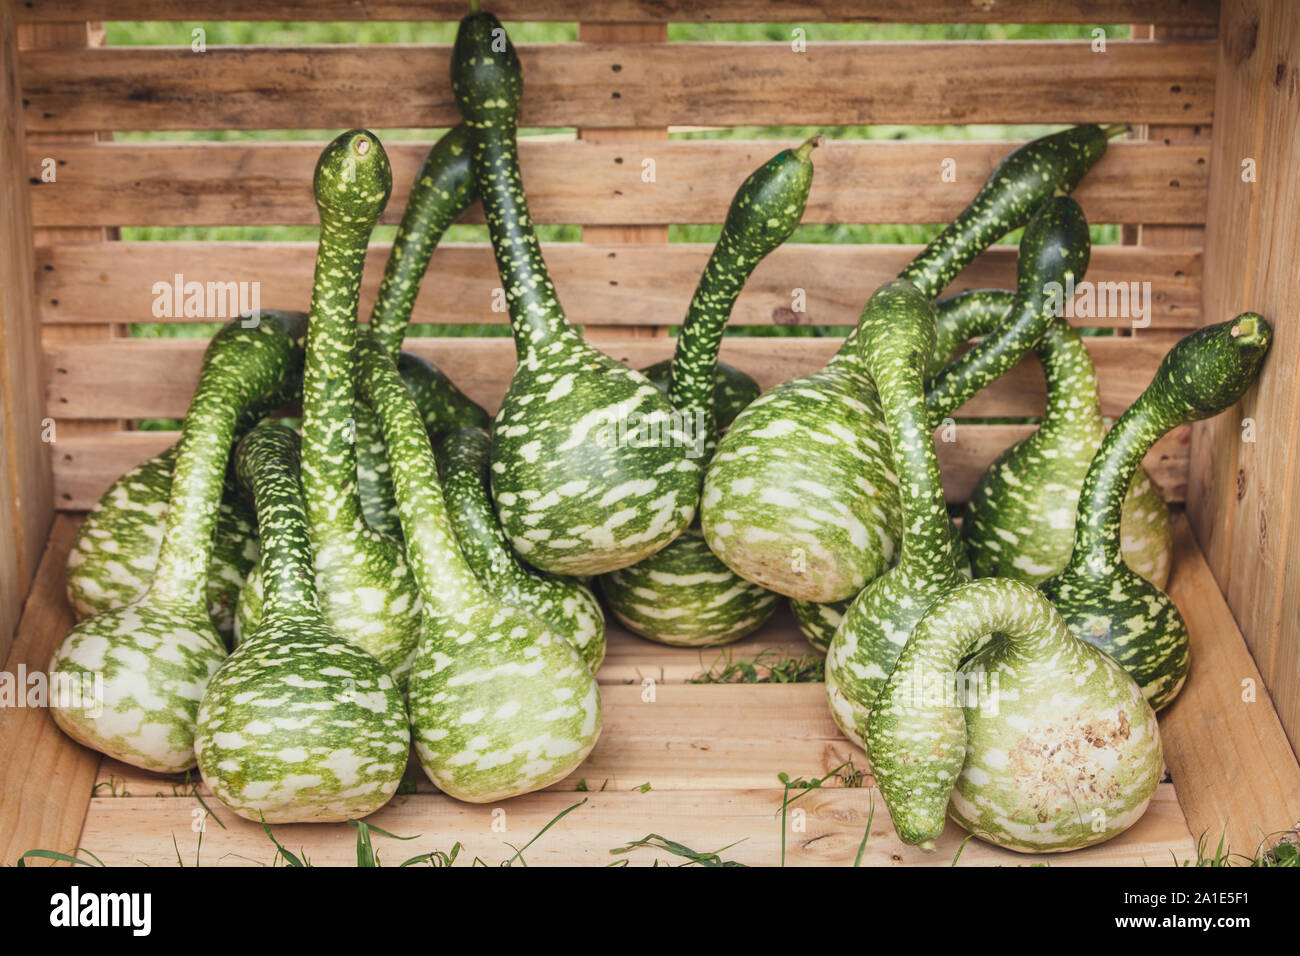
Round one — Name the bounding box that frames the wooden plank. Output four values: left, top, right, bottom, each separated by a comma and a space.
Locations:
14, 0, 1222, 25
1188, 0, 1300, 755
0, 516, 100, 866
28, 138, 1210, 228
43, 332, 1180, 420
18, 40, 1216, 133
1161, 515, 1300, 857
73, 784, 1193, 867
36, 241, 1206, 330
51, 424, 1192, 512
0, 4, 53, 663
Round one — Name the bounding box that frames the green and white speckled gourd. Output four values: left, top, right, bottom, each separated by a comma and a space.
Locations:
452, 8, 698, 575
824, 280, 967, 750
48, 313, 305, 772
703, 126, 1115, 603
599, 141, 819, 646
947, 290, 1172, 587
642, 359, 761, 428
65, 316, 305, 644
1041, 314, 1273, 710
354, 123, 490, 536
436, 426, 606, 671
195, 423, 408, 823
355, 333, 602, 801
867, 578, 1163, 852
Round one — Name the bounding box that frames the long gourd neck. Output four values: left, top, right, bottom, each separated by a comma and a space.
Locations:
355, 335, 487, 619
1064, 402, 1154, 575
370, 124, 476, 362
927, 289, 1010, 380
436, 427, 520, 585
1036, 320, 1103, 445
302, 215, 379, 536
235, 424, 318, 621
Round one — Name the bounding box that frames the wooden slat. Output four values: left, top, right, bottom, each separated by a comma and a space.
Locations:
0, 516, 99, 867
1188, 0, 1300, 759
0, 4, 53, 663
36, 240, 1206, 330
18, 40, 1216, 132
42, 332, 1181, 420
1161, 515, 1300, 858
74, 783, 1193, 867
27, 139, 1210, 228
14, 0, 1222, 25
51, 424, 1192, 513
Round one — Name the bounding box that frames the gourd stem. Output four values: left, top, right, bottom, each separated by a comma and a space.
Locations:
301, 215, 372, 535
235, 425, 318, 618
470, 122, 574, 351
926, 289, 1011, 381
355, 336, 486, 618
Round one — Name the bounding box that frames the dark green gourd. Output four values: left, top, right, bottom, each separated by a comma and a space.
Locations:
824, 280, 967, 750
867, 579, 1162, 853
452, 9, 698, 576
948, 290, 1173, 587
354, 123, 489, 535
48, 312, 305, 772
704, 189, 1091, 604
600, 141, 817, 646
65, 317, 304, 644
355, 333, 602, 801
195, 423, 408, 823
436, 426, 606, 671
1041, 314, 1272, 710
642, 359, 761, 430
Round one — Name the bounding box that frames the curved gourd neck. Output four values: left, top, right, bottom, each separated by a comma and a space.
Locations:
927, 289, 1011, 380
370, 124, 475, 362
356, 336, 488, 619
236, 427, 319, 623
436, 428, 520, 584
1035, 320, 1103, 445
302, 215, 373, 536
469, 118, 575, 353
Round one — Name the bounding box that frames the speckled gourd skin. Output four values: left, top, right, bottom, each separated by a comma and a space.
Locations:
356, 333, 601, 802
195, 423, 409, 823
599, 144, 816, 646
949, 292, 1173, 587
1041, 315, 1272, 711
436, 426, 605, 671
354, 124, 485, 536
49, 312, 305, 773
704, 190, 1091, 604
867, 578, 1162, 853
453, 11, 698, 576
641, 359, 761, 429
825, 281, 968, 750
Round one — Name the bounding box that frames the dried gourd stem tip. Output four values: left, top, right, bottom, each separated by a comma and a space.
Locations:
1103, 123, 1129, 140
796, 134, 824, 159
1230, 323, 1242, 338
356, 137, 371, 156
918, 839, 937, 853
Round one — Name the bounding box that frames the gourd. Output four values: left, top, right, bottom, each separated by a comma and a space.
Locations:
948, 290, 1173, 587
641, 359, 761, 440
64, 319, 304, 645
436, 426, 606, 671
1041, 314, 1273, 710
452, 8, 699, 576
355, 332, 602, 802
824, 279, 967, 750
867, 578, 1163, 853
195, 423, 408, 823
48, 311, 305, 772
599, 140, 819, 646
702, 127, 1113, 604
354, 123, 489, 536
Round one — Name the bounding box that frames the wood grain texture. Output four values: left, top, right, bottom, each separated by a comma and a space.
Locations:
13, 0, 1222, 25
27, 138, 1210, 228
36, 240, 1206, 330
19, 40, 1216, 132
1187, 0, 1300, 756
0, 516, 100, 867
51, 424, 1191, 513
43, 332, 1181, 419
1161, 516, 1300, 857
0, 5, 53, 663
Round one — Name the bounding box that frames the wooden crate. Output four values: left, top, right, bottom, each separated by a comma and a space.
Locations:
1, 0, 1297, 866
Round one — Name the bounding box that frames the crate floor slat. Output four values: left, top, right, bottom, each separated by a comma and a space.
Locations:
4, 513, 1299, 866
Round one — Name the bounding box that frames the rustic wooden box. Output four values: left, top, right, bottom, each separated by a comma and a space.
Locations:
1, 0, 1296, 866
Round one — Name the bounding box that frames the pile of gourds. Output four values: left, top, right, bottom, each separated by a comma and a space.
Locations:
50, 4, 1272, 852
